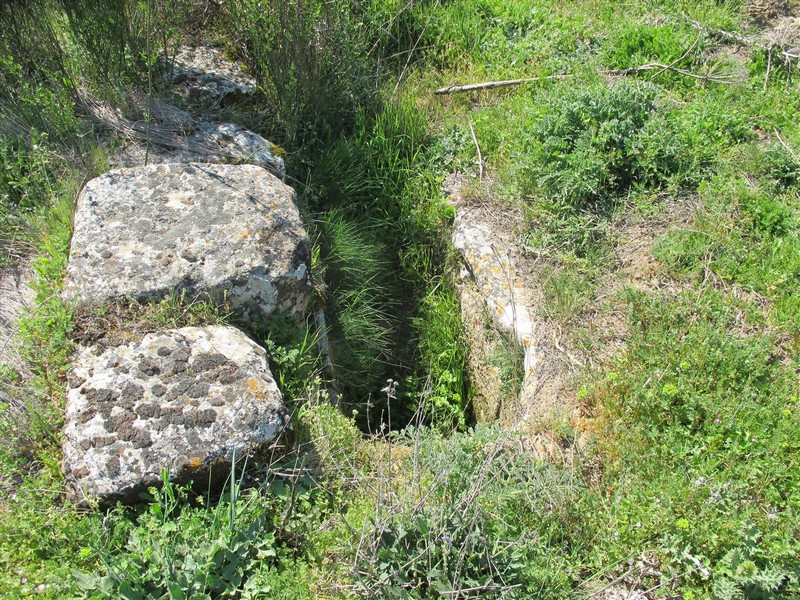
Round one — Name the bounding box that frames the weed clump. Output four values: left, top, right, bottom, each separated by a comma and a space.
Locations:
333, 425, 583, 599
523, 80, 692, 212
226, 0, 376, 147
315, 209, 396, 414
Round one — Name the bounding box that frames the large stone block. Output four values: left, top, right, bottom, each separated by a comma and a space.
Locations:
63, 325, 288, 505
113, 121, 286, 176
65, 163, 311, 322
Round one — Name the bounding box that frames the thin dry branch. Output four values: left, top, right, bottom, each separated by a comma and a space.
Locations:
468, 120, 483, 181
774, 128, 800, 164
435, 73, 573, 94
437, 6, 800, 96
434, 62, 735, 95
75, 88, 292, 183
77, 88, 216, 154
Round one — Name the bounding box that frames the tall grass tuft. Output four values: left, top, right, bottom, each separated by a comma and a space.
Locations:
226, 0, 377, 147
316, 209, 396, 417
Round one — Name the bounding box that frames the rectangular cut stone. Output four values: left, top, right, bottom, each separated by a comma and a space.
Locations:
65, 163, 311, 321
62, 325, 288, 505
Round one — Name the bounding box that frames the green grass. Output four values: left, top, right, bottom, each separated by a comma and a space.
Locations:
584, 289, 800, 596
542, 258, 603, 325
411, 283, 471, 430
656, 148, 800, 337
401, 0, 800, 595
3, 0, 800, 597
0, 173, 91, 599
74, 465, 329, 599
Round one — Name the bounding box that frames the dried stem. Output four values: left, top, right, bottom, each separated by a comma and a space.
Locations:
434, 62, 735, 95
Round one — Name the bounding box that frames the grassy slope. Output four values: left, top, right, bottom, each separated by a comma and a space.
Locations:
1, 0, 799, 598
406, 0, 800, 596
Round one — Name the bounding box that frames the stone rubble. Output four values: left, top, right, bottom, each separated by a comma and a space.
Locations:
171, 46, 257, 102
113, 121, 285, 176
60, 47, 312, 504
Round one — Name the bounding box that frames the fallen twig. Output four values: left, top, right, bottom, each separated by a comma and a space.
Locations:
642, 1, 800, 63
435, 73, 573, 94
765, 46, 774, 90
774, 129, 800, 164
468, 120, 483, 181
435, 62, 735, 95
653, 31, 702, 79
439, 583, 523, 596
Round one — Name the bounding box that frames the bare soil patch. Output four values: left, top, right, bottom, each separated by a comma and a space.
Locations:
747, 0, 795, 27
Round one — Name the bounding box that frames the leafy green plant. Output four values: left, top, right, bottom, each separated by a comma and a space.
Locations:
522, 80, 693, 211
76, 469, 277, 599
410, 283, 471, 431
76, 457, 332, 600
263, 315, 322, 405
711, 526, 799, 599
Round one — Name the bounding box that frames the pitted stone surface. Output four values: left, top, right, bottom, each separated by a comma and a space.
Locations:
171, 46, 256, 101
114, 121, 285, 175
63, 325, 288, 504
65, 163, 311, 321
452, 217, 536, 345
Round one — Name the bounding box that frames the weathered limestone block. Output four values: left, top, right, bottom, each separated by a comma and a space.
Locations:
63, 325, 288, 505
452, 217, 537, 346
171, 46, 256, 101
114, 121, 285, 176
456, 280, 507, 423
65, 163, 311, 322
451, 207, 545, 427
0, 262, 34, 378
186, 122, 285, 174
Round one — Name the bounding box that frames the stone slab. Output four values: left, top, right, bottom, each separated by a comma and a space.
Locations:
65, 163, 311, 322
114, 121, 285, 176
63, 325, 288, 504
171, 46, 256, 101
452, 207, 543, 426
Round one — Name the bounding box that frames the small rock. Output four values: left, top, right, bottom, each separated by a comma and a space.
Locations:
112, 121, 286, 176
170, 46, 256, 101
